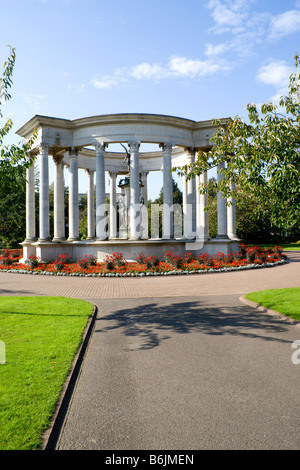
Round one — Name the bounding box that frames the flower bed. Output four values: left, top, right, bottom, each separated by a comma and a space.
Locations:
0, 249, 22, 266
0, 245, 288, 277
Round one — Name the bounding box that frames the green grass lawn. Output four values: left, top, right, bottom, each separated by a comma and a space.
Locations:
248, 244, 300, 251
245, 288, 300, 322
0, 296, 93, 450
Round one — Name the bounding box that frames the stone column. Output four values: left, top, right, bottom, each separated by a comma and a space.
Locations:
109, 171, 117, 239
128, 141, 140, 240
140, 170, 149, 239
86, 169, 95, 240
216, 161, 229, 239
196, 170, 209, 240
52, 155, 65, 242
227, 182, 237, 239
95, 142, 107, 240
38, 144, 50, 241
161, 143, 173, 239
68, 148, 80, 241
182, 175, 187, 238
25, 153, 36, 242
185, 148, 196, 239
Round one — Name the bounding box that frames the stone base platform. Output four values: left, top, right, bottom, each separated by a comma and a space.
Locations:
20, 238, 240, 264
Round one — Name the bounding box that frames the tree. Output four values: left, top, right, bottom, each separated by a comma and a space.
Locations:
78, 192, 88, 239
199, 177, 278, 243
148, 178, 183, 238
152, 178, 183, 206
0, 162, 26, 247
176, 53, 300, 232
235, 193, 274, 243
0, 47, 36, 247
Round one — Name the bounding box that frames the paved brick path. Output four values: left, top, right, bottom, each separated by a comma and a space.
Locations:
0, 251, 299, 300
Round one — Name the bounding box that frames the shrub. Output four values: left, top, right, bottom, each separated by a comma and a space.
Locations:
165, 251, 182, 268
198, 253, 210, 264
215, 252, 228, 263
205, 256, 214, 267
105, 252, 127, 271
227, 254, 234, 264
145, 258, 153, 270
136, 253, 147, 265
2, 249, 11, 259
184, 252, 195, 263
78, 255, 97, 269
78, 257, 90, 269
11, 249, 22, 259
89, 255, 97, 266
112, 252, 126, 267
53, 253, 71, 272
53, 261, 64, 272
144, 255, 160, 270
27, 254, 39, 269
274, 245, 283, 255
259, 252, 268, 263
174, 257, 183, 269
165, 251, 172, 263
239, 244, 247, 256
0, 249, 20, 266
246, 250, 255, 263
1, 257, 13, 266
105, 258, 115, 271
0, 249, 22, 259
151, 255, 160, 267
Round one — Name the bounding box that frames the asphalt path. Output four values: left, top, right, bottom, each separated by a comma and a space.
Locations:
0, 252, 299, 450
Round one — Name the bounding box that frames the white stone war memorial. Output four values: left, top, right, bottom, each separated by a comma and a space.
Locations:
17, 113, 239, 263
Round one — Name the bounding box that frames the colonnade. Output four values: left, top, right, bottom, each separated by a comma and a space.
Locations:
25, 142, 237, 245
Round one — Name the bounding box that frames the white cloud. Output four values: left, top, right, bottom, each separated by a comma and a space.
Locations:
205, 2, 299, 62
256, 60, 293, 88
206, 0, 252, 33
204, 42, 230, 57
269, 10, 300, 39
168, 56, 221, 77
206, 1, 300, 41
90, 55, 229, 90
91, 75, 127, 90
89, 4, 299, 95
255, 59, 295, 109
204, 0, 269, 60
129, 62, 166, 80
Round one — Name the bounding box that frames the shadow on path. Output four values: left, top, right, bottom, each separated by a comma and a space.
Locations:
0, 288, 35, 296
284, 250, 300, 262
95, 297, 292, 350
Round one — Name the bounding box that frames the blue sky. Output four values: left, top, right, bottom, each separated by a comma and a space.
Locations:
1, 0, 300, 199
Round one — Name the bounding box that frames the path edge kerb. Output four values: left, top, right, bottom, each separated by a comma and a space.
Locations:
41, 303, 98, 450
239, 295, 300, 328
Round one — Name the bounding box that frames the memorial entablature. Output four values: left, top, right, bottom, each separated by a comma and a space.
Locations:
16, 113, 239, 263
